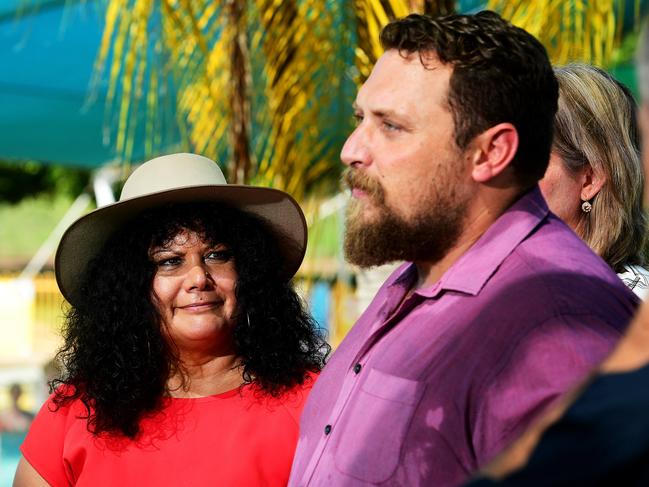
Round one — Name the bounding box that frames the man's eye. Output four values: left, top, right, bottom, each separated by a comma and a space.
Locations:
353, 113, 363, 125
383, 121, 401, 132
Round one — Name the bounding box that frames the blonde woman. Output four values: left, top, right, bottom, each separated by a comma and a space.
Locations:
539, 64, 649, 297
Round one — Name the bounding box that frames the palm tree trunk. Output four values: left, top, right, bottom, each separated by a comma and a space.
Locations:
228, 0, 252, 184
256, 0, 300, 188
422, 0, 455, 16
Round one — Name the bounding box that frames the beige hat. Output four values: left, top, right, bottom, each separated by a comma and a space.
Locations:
55, 153, 307, 306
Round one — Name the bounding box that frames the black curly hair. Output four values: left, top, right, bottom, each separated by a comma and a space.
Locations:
51, 202, 330, 438
380, 10, 559, 187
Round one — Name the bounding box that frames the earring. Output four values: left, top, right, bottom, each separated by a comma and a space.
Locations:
581, 200, 592, 213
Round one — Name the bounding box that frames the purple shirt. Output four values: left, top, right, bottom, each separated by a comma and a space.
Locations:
289, 188, 638, 487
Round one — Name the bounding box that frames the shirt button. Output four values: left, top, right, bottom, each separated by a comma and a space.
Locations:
353, 363, 362, 374
324, 424, 332, 435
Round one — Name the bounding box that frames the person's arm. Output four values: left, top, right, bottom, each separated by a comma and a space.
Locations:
13, 457, 50, 487
600, 300, 649, 373
17, 389, 74, 487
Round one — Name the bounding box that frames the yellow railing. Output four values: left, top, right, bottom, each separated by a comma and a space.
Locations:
0, 273, 64, 363
32, 273, 68, 334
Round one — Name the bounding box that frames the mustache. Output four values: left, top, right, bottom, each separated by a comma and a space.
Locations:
342, 169, 385, 201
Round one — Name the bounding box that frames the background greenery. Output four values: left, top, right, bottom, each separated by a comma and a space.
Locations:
0, 194, 83, 269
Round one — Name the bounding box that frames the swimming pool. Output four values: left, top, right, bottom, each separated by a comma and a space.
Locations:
1, 433, 25, 487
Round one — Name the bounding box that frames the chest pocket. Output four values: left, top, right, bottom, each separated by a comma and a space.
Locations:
333, 367, 424, 483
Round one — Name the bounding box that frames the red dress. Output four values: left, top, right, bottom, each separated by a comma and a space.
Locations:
21, 379, 314, 486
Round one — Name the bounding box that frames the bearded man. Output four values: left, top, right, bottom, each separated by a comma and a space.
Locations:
460, 18, 649, 487
288, 11, 638, 487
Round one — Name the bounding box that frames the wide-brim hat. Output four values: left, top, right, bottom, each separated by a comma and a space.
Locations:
55, 153, 307, 306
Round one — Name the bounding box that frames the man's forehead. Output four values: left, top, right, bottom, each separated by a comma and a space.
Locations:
376, 49, 444, 71
354, 50, 450, 110
351, 100, 409, 122
367, 50, 447, 86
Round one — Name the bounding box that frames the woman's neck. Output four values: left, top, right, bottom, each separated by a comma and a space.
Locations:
166, 352, 244, 398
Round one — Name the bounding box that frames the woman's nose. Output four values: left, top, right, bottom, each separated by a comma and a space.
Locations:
184, 264, 211, 291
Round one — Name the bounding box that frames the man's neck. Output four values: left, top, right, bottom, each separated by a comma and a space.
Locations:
414, 186, 523, 290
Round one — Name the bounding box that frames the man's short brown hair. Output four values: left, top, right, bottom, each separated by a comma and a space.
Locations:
380, 11, 559, 187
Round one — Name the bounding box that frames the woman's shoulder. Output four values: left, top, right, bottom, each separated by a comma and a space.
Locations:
24, 385, 91, 449
265, 372, 319, 424
20, 387, 94, 487
44, 384, 90, 414
261, 371, 318, 397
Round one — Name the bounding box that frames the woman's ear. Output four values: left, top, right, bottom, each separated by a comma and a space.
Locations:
580, 165, 606, 202
471, 123, 519, 183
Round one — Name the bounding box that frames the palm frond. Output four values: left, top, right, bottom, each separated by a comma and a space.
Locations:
249, 0, 347, 200
352, 0, 456, 83
96, 1, 348, 197
96, 0, 461, 197
487, 0, 640, 67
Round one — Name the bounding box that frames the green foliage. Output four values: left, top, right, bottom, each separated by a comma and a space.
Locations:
0, 160, 90, 204
0, 193, 81, 266
611, 29, 641, 66
306, 211, 342, 259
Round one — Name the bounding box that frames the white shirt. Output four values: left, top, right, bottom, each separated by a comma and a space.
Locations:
618, 264, 649, 300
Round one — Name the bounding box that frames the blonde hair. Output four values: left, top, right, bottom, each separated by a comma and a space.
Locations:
553, 64, 646, 272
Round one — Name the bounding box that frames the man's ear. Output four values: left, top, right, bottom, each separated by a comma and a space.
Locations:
580, 164, 606, 202
470, 123, 519, 183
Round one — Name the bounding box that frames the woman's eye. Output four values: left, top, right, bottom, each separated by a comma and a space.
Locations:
155, 257, 181, 267
206, 250, 232, 262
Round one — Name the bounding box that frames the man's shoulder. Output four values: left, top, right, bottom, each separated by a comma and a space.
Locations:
505, 216, 624, 286
478, 216, 638, 321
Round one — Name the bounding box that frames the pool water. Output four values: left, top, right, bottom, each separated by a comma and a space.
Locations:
1, 433, 25, 487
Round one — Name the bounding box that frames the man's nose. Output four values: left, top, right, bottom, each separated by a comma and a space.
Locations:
341, 125, 372, 168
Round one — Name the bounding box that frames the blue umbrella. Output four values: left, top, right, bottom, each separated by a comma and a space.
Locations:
0, 0, 179, 168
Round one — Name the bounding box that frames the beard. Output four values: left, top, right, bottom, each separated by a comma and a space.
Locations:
343, 168, 469, 268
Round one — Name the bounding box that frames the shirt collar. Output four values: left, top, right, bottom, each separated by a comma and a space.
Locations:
408, 186, 549, 298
